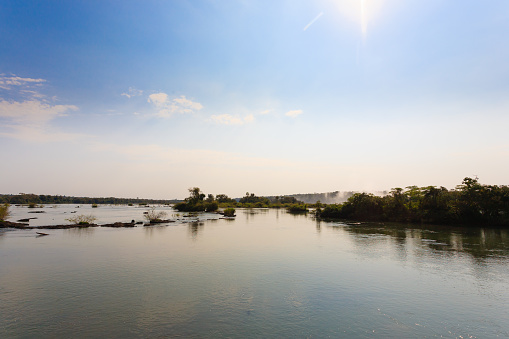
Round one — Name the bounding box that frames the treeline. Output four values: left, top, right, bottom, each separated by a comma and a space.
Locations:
281, 190, 387, 204
174, 188, 306, 211
316, 178, 509, 226
0, 193, 180, 205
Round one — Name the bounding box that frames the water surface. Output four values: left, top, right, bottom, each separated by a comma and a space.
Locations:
1, 206, 508, 338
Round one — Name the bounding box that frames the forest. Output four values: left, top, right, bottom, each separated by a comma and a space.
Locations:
316, 178, 509, 226
0, 193, 178, 206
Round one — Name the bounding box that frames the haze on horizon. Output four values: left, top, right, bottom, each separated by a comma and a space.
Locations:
1, 0, 508, 200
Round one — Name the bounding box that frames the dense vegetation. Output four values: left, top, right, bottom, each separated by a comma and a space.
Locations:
0, 193, 179, 205
222, 208, 236, 217
0, 203, 10, 221
173, 187, 219, 212
6, 178, 506, 227
287, 204, 308, 213
316, 178, 509, 226
173, 189, 307, 211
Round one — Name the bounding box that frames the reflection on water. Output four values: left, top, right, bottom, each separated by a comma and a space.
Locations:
333, 222, 509, 260
188, 221, 204, 239
1, 208, 508, 338
63, 227, 95, 237
143, 224, 168, 237
243, 208, 269, 223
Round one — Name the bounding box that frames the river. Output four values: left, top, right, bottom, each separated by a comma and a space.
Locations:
1, 205, 508, 337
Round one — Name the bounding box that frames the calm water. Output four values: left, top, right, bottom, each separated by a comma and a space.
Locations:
1, 206, 508, 338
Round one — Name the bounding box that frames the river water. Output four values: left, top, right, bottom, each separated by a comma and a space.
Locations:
1, 205, 508, 338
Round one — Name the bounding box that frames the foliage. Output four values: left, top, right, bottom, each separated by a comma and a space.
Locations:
316, 178, 509, 227
239, 192, 271, 207
92, 204, 98, 208
287, 204, 308, 213
0, 203, 11, 221
205, 202, 218, 212
0, 193, 179, 206
216, 194, 236, 204
223, 208, 236, 217
66, 214, 97, 225
144, 207, 167, 223
174, 188, 218, 212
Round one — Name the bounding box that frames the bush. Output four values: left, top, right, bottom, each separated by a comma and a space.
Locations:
0, 203, 11, 221
287, 204, 308, 213
66, 214, 97, 225
205, 202, 218, 212
144, 207, 167, 223
92, 204, 98, 208
315, 204, 343, 219
223, 208, 236, 217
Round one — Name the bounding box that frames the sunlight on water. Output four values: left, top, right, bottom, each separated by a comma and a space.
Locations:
1, 207, 508, 337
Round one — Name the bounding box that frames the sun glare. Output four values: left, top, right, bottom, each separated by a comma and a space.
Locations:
361, 0, 367, 36
333, 0, 388, 37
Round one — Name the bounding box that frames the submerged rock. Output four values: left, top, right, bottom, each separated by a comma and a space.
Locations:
0, 221, 29, 229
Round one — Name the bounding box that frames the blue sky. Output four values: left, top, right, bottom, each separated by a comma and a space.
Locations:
1, 0, 508, 199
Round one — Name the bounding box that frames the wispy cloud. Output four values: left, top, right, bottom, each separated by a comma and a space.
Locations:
121, 87, 143, 98
0, 100, 77, 123
210, 113, 254, 125
0, 74, 82, 142
148, 93, 203, 118
285, 109, 303, 118
303, 12, 324, 31
0, 74, 46, 90
260, 109, 272, 115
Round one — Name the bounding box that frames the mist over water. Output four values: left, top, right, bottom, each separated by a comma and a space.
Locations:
287, 190, 388, 204
1, 207, 508, 338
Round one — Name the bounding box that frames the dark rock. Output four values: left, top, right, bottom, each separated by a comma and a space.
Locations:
17, 217, 37, 222
100, 222, 136, 228
0, 221, 30, 229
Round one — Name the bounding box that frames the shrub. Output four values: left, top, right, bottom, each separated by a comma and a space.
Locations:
144, 207, 167, 223
223, 208, 236, 217
66, 214, 97, 225
315, 204, 343, 219
287, 204, 308, 213
91, 203, 98, 208
0, 203, 11, 221
205, 202, 218, 212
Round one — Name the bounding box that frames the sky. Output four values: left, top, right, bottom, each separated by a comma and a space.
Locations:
1, 0, 508, 199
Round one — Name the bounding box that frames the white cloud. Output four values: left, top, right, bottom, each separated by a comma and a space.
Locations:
0, 99, 80, 142
148, 93, 168, 106
148, 93, 203, 118
0, 75, 46, 90
0, 100, 77, 124
121, 87, 143, 98
260, 109, 272, 115
285, 109, 303, 118
210, 114, 255, 125
0, 74, 81, 142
